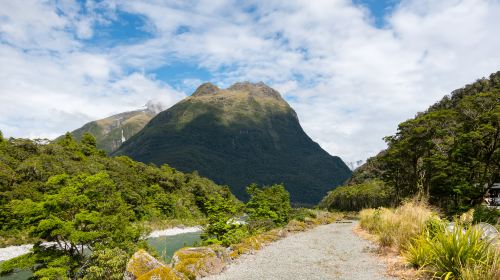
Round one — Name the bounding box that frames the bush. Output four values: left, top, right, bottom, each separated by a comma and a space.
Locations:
359, 201, 433, 250
403, 233, 434, 268
430, 224, 494, 279
460, 250, 500, 280
319, 179, 395, 211
358, 197, 500, 279
319, 179, 397, 211
246, 184, 291, 227
472, 205, 500, 225
401, 214, 499, 279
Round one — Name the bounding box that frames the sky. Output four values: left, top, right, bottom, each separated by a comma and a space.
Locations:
1, 0, 500, 165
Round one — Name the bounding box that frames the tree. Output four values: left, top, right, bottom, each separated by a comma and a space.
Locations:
246, 184, 291, 227
4, 173, 142, 278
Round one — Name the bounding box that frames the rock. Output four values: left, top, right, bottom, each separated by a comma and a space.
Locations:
125, 249, 165, 279
172, 246, 228, 279
137, 266, 185, 280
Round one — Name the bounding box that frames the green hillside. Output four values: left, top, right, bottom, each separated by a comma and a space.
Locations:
320, 71, 500, 214
114, 82, 352, 205
69, 101, 164, 153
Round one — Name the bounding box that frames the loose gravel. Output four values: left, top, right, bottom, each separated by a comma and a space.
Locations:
206, 221, 397, 280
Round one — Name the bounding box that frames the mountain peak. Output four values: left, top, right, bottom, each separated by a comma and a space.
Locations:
115, 80, 351, 205
192, 82, 220, 97
192, 81, 283, 100
228, 81, 282, 100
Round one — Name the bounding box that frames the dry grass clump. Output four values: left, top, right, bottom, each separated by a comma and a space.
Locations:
360, 200, 500, 279
359, 201, 433, 250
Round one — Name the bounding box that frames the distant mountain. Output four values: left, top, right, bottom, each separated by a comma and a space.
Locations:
114, 82, 352, 205
69, 101, 165, 153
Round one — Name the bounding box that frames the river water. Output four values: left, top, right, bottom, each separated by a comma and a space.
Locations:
0, 230, 202, 279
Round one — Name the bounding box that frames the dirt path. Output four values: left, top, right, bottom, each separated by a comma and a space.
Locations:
205, 221, 397, 280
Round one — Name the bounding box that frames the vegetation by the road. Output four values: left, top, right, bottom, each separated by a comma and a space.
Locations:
0, 132, 240, 278
319, 179, 395, 211
0, 132, 314, 279
359, 201, 499, 279
322, 71, 500, 215
201, 183, 292, 246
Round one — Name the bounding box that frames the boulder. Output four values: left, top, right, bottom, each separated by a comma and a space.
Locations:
124, 249, 166, 279
137, 266, 184, 280
172, 246, 228, 279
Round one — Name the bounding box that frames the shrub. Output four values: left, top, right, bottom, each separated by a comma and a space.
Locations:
472, 205, 500, 225
430, 224, 494, 279
319, 179, 396, 211
403, 233, 434, 268
246, 184, 291, 227
402, 218, 499, 279
460, 250, 500, 280
359, 201, 433, 250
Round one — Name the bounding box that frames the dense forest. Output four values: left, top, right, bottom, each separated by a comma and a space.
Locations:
321, 71, 500, 214
0, 132, 240, 278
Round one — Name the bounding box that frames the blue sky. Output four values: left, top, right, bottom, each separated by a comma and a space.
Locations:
80, 0, 395, 92
1, 0, 500, 164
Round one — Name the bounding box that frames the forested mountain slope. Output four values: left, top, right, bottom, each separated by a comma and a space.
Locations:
114, 82, 352, 205
321, 71, 500, 214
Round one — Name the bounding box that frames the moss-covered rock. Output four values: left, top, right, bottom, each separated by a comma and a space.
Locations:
136, 266, 185, 280
125, 250, 165, 279
172, 246, 227, 279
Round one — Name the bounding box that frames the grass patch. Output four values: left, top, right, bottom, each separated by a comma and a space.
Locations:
359, 200, 434, 250
360, 201, 500, 279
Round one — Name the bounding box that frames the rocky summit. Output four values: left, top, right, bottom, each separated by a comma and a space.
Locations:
114, 82, 352, 205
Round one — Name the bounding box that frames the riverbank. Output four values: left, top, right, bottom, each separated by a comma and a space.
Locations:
0, 226, 202, 262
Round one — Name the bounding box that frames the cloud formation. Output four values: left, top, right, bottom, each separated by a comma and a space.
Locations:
1, 0, 499, 164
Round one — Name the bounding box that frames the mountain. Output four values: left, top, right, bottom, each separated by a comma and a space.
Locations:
324, 71, 500, 214
114, 82, 352, 205
68, 101, 164, 153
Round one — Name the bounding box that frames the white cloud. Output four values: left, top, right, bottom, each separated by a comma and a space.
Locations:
1, 0, 499, 165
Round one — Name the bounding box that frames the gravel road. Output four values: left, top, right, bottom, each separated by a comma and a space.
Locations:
205, 221, 397, 280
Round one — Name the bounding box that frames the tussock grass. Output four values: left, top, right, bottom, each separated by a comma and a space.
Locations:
460, 250, 500, 280
360, 200, 500, 279
359, 200, 433, 250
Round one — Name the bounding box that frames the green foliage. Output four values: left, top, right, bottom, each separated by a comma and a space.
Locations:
404, 233, 434, 268
288, 208, 317, 222
0, 253, 36, 275
472, 205, 500, 225
430, 225, 493, 279
0, 134, 240, 277
201, 194, 245, 246
80, 248, 129, 280
68, 109, 157, 154
404, 222, 497, 279
202, 183, 293, 246
246, 184, 291, 227
319, 179, 395, 211
346, 71, 500, 215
